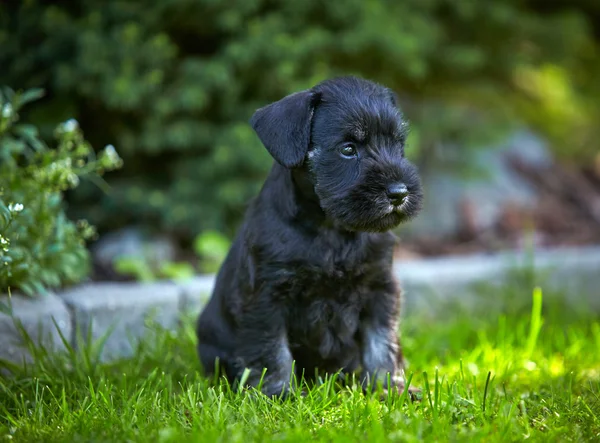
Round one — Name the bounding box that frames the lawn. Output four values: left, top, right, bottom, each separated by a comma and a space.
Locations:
1, 286, 599, 442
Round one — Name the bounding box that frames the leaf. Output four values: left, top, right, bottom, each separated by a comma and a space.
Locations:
13, 124, 40, 139
193, 230, 230, 262
0, 200, 12, 229
0, 86, 99, 297
13, 124, 45, 152
0, 87, 14, 107
0, 300, 12, 316
18, 282, 34, 297
29, 280, 47, 296
113, 256, 156, 282
18, 88, 45, 107
159, 262, 195, 281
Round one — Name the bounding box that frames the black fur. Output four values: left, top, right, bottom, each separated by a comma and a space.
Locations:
196, 76, 423, 397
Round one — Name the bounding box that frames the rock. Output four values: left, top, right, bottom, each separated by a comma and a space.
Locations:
395, 245, 600, 314
397, 130, 553, 241
58, 281, 181, 361
91, 227, 178, 280
179, 275, 214, 316
2, 243, 599, 369
0, 293, 72, 366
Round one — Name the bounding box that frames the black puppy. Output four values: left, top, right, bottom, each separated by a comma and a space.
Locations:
196, 76, 423, 397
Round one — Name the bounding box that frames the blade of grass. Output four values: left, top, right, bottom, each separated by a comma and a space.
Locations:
526, 287, 544, 358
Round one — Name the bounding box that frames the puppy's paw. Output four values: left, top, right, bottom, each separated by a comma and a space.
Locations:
396, 384, 422, 402
261, 379, 292, 399
378, 384, 422, 402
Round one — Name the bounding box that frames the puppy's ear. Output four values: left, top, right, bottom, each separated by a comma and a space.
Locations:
250, 90, 320, 169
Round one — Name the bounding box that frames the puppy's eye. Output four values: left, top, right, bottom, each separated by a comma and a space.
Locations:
340, 143, 357, 158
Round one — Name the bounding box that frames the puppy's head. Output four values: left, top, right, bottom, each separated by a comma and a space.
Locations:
250, 76, 423, 233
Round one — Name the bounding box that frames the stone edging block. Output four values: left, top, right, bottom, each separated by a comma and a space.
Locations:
179, 275, 215, 316
1, 245, 599, 367
59, 281, 181, 361
0, 292, 71, 365
395, 245, 600, 312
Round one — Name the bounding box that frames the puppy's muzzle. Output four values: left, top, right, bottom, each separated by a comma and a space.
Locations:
387, 183, 409, 206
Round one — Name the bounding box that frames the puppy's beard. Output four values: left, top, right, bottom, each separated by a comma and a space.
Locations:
392, 195, 412, 215
336, 209, 407, 233
317, 191, 416, 233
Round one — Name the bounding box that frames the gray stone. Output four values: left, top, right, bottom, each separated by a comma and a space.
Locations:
398, 130, 552, 240
168, 245, 600, 317
174, 245, 600, 317
0, 293, 72, 365
179, 275, 214, 316
2, 243, 597, 368
397, 173, 464, 239
505, 130, 553, 168
58, 281, 181, 361
395, 245, 600, 314
91, 227, 177, 271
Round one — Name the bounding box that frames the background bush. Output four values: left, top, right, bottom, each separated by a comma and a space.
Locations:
1, 0, 598, 244
0, 88, 122, 296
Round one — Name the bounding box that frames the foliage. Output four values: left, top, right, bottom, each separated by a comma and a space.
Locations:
1, 287, 599, 441
112, 230, 229, 281
193, 230, 231, 274
112, 256, 157, 283
113, 256, 196, 282
0, 88, 122, 296
0, 0, 598, 242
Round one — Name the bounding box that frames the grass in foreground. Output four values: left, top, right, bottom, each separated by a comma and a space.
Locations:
1, 286, 599, 442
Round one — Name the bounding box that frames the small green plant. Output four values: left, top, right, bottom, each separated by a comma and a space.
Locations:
112, 256, 156, 283
193, 230, 230, 274
113, 256, 195, 282
0, 87, 123, 296
112, 229, 229, 282
159, 261, 196, 281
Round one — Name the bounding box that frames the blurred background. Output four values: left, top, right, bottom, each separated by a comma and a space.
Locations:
1, 0, 599, 285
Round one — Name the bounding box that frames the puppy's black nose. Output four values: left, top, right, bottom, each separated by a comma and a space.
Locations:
387, 183, 409, 205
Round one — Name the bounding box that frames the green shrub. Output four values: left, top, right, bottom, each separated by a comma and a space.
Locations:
0, 87, 123, 296
112, 230, 229, 282
1, 0, 598, 242
193, 230, 231, 274
112, 256, 196, 283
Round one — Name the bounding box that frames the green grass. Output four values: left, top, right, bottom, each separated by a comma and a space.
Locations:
1, 286, 599, 442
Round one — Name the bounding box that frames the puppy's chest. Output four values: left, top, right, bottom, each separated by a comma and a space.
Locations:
282, 266, 370, 360
286, 293, 363, 360
266, 235, 391, 360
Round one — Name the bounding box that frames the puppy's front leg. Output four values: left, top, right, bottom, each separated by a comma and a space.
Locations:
234, 305, 293, 397
360, 320, 399, 389
360, 304, 418, 398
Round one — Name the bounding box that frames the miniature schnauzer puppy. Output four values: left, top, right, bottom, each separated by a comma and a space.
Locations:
196, 76, 423, 397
